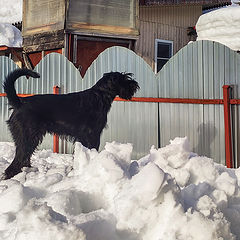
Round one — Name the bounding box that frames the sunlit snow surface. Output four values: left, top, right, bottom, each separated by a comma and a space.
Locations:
0, 138, 240, 240
0, 23, 22, 47
0, 0, 22, 24
196, 5, 240, 51
0, 0, 22, 47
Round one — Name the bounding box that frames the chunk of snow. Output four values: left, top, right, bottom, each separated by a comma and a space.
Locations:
0, 138, 239, 239
0, 0, 22, 23
196, 6, 240, 51
0, 23, 22, 47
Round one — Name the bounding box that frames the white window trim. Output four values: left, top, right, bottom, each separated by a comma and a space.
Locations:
155, 39, 173, 74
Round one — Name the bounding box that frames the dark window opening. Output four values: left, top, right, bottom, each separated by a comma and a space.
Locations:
155, 40, 173, 73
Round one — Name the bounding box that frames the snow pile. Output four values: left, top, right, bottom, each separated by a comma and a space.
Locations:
0, 23, 22, 47
196, 5, 240, 51
0, 0, 22, 47
0, 138, 240, 239
0, 0, 22, 23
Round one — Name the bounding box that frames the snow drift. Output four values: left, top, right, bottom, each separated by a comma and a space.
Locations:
196, 5, 240, 51
0, 138, 240, 239
0, 0, 22, 24
0, 23, 22, 47
0, 0, 22, 48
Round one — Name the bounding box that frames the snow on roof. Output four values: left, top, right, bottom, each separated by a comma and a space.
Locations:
0, 0, 22, 48
196, 5, 240, 51
141, 0, 231, 8
0, 0, 22, 24
0, 23, 22, 48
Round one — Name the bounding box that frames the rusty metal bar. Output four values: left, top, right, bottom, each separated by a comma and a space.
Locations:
53, 86, 60, 153
1, 94, 240, 106
0, 93, 34, 97
223, 85, 233, 168
0, 87, 237, 167
114, 97, 224, 104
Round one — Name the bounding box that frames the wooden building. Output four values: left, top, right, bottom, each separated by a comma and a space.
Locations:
0, 46, 23, 67
0, 23, 24, 67
137, 0, 231, 72
22, 0, 231, 76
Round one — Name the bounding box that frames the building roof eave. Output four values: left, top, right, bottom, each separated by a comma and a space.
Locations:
139, 0, 231, 8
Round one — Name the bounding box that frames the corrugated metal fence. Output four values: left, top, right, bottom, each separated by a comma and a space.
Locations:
1, 40, 240, 166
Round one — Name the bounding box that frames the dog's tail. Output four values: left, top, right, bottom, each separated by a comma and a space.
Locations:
4, 69, 40, 109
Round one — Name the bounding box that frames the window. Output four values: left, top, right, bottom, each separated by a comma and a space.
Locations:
155, 39, 173, 73
66, 0, 138, 36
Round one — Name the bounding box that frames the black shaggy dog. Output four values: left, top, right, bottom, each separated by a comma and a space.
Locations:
2, 69, 139, 179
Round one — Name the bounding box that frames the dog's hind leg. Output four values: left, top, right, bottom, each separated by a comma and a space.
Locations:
4, 146, 30, 179
4, 136, 42, 179
4, 117, 44, 179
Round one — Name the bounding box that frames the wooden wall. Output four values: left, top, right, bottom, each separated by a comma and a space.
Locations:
76, 40, 129, 77
135, 5, 202, 70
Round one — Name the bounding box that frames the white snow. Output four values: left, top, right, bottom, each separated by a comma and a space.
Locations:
0, 0, 22, 24
196, 5, 240, 51
0, 0, 22, 47
0, 23, 22, 47
0, 0, 240, 238
0, 137, 240, 239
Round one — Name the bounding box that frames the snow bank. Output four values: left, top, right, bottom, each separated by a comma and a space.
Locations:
0, 138, 240, 239
0, 23, 22, 47
0, 0, 22, 47
196, 5, 240, 51
0, 0, 22, 23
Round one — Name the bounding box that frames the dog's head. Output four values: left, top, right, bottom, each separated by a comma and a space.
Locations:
99, 72, 139, 100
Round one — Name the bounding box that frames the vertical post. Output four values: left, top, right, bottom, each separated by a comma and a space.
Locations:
53, 86, 60, 153
73, 35, 78, 65
68, 34, 72, 62
223, 85, 233, 168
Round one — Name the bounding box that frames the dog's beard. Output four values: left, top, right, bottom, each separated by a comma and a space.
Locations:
119, 80, 139, 100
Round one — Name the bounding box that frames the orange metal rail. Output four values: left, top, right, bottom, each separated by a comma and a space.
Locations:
0, 93, 33, 97
0, 94, 239, 106
0, 86, 236, 168
114, 97, 224, 104
53, 86, 60, 153
223, 86, 233, 168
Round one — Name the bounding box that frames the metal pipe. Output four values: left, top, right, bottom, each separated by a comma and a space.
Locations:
53, 86, 60, 153
223, 85, 233, 168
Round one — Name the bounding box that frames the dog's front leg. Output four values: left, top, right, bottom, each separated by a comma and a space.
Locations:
75, 132, 101, 151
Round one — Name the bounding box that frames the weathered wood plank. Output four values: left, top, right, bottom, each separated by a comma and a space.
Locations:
23, 30, 64, 52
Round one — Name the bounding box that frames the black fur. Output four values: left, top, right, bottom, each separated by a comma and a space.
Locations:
2, 69, 139, 179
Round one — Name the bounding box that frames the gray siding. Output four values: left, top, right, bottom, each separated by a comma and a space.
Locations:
135, 5, 202, 70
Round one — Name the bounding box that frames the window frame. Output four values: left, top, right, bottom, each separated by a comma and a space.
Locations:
155, 39, 173, 73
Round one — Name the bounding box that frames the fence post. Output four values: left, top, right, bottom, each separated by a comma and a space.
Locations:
223, 85, 233, 168
53, 86, 60, 153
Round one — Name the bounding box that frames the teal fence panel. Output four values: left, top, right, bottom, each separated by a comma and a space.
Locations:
157, 41, 240, 166
0, 57, 19, 143
84, 47, 158, 159
34, 53, 82, 152
157, 41, 205, 162
1, 41, 240, 165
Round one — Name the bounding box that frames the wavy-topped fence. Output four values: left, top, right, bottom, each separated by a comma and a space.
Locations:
1, 40, 240, 165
